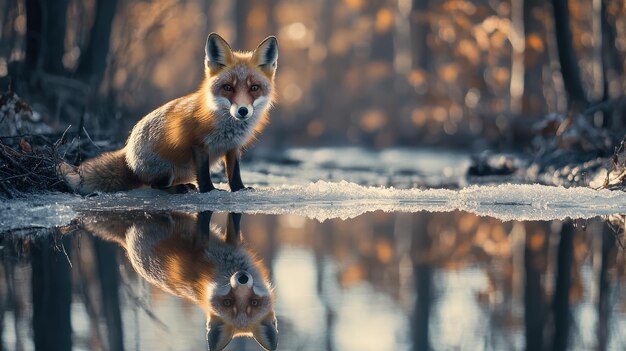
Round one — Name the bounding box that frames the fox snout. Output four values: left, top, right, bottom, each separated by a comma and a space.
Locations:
230, 270, 253, 288
230, 104, 253, 120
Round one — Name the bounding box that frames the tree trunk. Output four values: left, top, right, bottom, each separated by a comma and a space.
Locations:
76, 0, 119, 87
409, 213, 431, 351
31, 236, 72, 351
523, 0, 549, 116
24, 0, 43, 71
234, 0, 250, 49
551, 222, 573, 351
551, 0, 588, 109
600, 0, 624, 129
524, 223, 547, 350
410, 0, 429, 72
601, 0, 622, 101
41, 0, 69, 75
596, 224, 615, 351
94, 238, 124, 351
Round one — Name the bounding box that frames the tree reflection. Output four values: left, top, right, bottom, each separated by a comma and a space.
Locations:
0, 212, 623, 350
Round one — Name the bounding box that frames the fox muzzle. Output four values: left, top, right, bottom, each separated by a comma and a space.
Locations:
230, 104, 253, 120
230, 271, 253, 288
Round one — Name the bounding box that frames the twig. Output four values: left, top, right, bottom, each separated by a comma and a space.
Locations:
54, 125, 73, 147
82, 127, 100, 149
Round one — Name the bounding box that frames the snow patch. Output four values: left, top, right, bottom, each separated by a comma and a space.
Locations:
2, 182, 624, 230
0, 193, 77, 231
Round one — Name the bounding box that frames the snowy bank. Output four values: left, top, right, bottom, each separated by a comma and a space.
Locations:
1, 181, 625, 231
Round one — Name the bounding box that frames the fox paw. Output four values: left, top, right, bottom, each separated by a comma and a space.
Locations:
166, 183, 197, 194
200, 187, 226, 193
232, 186, 254, 192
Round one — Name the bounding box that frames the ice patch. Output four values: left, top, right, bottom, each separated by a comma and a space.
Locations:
0, 193, 78, 231
2, 182, 624, 230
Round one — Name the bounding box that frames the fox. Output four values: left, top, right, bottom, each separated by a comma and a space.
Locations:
81, 211, 278, 350
59, 33, 278, 194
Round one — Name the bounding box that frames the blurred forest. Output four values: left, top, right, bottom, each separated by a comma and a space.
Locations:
0, 0, 625, 150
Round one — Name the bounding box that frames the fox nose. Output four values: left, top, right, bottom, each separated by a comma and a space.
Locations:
231, 271, 253, 288
238, 107, 248, 117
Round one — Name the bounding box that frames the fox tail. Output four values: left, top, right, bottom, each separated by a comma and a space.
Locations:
57, 148, 141, 194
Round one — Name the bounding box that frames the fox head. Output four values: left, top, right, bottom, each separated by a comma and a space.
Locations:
206, 270, 277, 351
203, 33, 278, 121
205, 213, 278, 351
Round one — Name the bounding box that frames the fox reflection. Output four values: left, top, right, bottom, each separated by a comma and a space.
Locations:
82, 211, 277, 351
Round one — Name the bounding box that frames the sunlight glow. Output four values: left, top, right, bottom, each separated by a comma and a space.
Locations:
286, 22, 307, 41
432, 269, 491, 349
334, 284, 407, 351
274, 248, 326, 338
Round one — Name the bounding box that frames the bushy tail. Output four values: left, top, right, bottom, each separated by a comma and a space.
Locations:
57, 148, 142, 194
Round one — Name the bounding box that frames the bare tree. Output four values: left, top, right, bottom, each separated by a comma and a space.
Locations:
551, 222, 574, 351
411, 214, 432, 351
410, 0, 429, 72
524, 223, 548, 350
94, 238, 124, 351
523, 0, 549, 116
234, 0, 251, 49
24, 0, 43, 72
42, 0, 70, 75
31, 236, 73, 351
551, 0, 588, 109
76, 0, 119, 87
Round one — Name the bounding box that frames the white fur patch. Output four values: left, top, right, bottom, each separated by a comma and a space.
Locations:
230, 103, 254, 119
207, 96, 231, 111
253, 285, 270, 297
253, 96, 269, 109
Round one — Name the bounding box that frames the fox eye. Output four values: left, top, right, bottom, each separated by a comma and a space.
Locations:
250, 84, 260, 92
250, 299, 259, 306
222, 84, 233, 92
222, 298, 233, 307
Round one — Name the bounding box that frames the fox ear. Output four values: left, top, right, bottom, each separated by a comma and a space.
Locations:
252, 36, 278, 69
252, 316, 278, 351
206, 318, 235, 351
205, 33, 234, 69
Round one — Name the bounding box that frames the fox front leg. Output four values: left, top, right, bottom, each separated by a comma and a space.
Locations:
224, 149, 252, 192
225, 213, 243, 246
194, 148, 218, 193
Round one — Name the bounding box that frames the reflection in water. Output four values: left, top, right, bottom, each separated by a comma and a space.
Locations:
83, 211, 278, 351
0, 211, 624, 350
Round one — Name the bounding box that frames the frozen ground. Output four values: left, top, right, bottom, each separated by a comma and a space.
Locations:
243, 147, 471, 188
2, 181, 626, 231
1, 147, 623, 231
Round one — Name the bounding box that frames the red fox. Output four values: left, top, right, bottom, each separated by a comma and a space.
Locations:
82, 211, 278, 350
59, 33, 278, 194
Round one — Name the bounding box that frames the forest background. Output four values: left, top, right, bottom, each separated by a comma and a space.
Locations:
0, 0, 624, 152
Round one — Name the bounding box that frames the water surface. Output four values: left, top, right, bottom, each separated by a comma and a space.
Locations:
1, 210, 624, 351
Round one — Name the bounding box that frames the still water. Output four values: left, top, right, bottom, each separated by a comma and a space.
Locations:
0, 210, 624, 351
